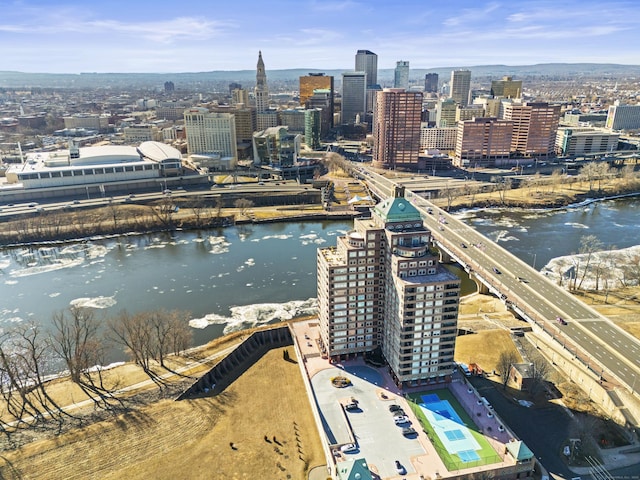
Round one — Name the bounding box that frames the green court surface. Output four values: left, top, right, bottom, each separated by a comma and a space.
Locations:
406, 389, 501, 471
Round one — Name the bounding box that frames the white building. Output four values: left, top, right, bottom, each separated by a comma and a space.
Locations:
555, 127, 620, 156
184, 108, 237, 169
606, 102, 640, 131
420, 125, 457, 151
4, 141, 182, 189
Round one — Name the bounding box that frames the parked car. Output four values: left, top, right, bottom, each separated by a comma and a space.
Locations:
388, 404, 402, 412
394, 416, 409, 425
402, 427, 417, 436
340, 443, 358, 453
395, 460, 406, 475
392, 409, 406, 417
345, 402, 359, 411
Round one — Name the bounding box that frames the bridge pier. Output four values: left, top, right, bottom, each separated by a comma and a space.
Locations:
438, 250, 452, 263
469, 272, 490, 294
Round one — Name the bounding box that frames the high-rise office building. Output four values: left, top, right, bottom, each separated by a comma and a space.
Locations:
454, 117, 513, 166
355, 49, 378, 87
304, 108, 322, 150
424, 73, 439, 94
299, 73, 334, 128
254, 51, 278, 131
606, 102, 640, 130
299, 73, 334, 106
211, 104, 256, 145
490, 76, 522, 99
450, 70, 471, 106
394, 61, 410, 89
436, 98, 458, 128
317, 187, 461, 387
231, 88, 249, 107
184, 107, 238, 161
306, 88, 333, 132
503, 101, 561, 157
372, 88, 422, 170
341, 71, 367, 125
254, 51, 269, 114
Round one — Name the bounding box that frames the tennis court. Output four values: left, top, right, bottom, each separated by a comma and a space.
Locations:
419, 393, 481, 463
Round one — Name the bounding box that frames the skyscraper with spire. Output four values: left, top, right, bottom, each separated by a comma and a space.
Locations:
255, 51, 268, 112
254, 51, 278, 130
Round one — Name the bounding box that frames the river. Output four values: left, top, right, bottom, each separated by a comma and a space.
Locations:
1, 196, 638, 363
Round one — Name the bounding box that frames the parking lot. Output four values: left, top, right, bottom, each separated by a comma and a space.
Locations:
311, 365, 426, 478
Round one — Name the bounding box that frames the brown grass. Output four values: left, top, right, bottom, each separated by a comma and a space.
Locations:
0, 347, 324, 480
454, 329, 523, 374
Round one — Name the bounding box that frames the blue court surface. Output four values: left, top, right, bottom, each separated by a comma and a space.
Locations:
420, 394, 481, 463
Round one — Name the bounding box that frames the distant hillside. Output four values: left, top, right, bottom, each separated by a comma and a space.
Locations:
1, 63, 639, 89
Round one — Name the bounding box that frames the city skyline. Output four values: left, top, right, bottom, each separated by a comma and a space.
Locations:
2, 0, 640, 74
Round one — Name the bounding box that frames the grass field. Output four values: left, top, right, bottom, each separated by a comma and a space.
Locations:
0, 347, 325, 480
406, 389, 500, 471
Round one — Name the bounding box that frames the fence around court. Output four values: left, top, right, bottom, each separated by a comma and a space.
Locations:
407, 398, 503, 472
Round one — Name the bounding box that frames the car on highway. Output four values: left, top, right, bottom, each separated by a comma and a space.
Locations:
557, 316, 567, 325
461, 243, 467, 248
493, 267, 501, 274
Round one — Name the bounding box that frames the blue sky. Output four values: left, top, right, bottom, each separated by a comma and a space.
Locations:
1, 0, 639, 73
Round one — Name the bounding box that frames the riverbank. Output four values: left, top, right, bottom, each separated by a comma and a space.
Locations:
2, 171, 639, 245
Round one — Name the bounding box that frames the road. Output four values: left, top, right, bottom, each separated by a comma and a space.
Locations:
0, 180, 311, 218
363, 168, 640, 398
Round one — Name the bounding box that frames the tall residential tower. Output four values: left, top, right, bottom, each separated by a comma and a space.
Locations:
317, 188, 461, 387
372, 88, 422, 170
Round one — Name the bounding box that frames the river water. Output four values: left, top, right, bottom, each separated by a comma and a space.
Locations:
1, 196, 638, 362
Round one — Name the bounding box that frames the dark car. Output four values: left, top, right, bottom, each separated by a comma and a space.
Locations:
461, 243, 467, 248
395, 460, 406, 474
345, 402, 359, 411
402, 427, 417, 437
493, 267, 501, 274
556, 316, 567, 325
392, 409, 406, 417
388, 404, 402, 412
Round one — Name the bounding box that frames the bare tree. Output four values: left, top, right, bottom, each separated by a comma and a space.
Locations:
50, 306, 120, 409
576, 235, 604, 291
578, 162, 599, 192
190, 196, 208, 227
106, 200, 121, 231
497, 350, 519, 390
234, 198, 254, 216
438, 184, 456, 211
490, 176, 512, 205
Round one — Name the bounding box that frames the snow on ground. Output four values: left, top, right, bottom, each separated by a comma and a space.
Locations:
540, 245, 640, 290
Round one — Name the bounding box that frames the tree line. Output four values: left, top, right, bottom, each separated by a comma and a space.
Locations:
437, 161, 640, 210
0, 306, 192, 443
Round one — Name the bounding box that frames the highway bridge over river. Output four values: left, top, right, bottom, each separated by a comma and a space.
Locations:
363, 170, 640, 408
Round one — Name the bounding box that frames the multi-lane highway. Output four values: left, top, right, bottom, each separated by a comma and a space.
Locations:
364, 169, 640, 397
0, 180, 311, 218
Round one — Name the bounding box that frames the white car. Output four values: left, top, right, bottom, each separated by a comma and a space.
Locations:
340, 443, 357, 453
394, 416, 409, 425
